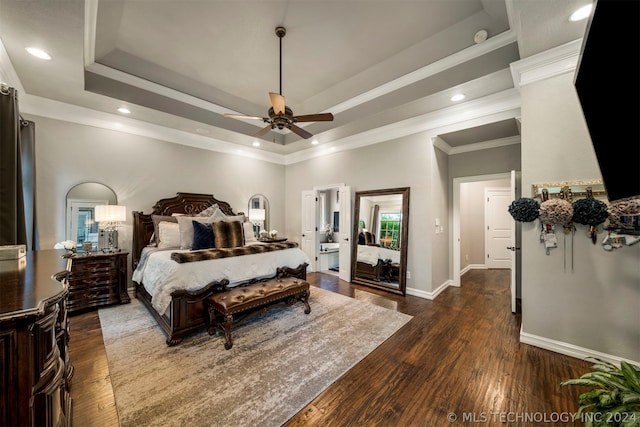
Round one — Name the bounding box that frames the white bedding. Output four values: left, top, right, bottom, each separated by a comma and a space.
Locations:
132, 243, 311, 314
357, 244, 401, 266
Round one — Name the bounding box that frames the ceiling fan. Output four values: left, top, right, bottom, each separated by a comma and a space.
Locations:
224, 26, 334, 140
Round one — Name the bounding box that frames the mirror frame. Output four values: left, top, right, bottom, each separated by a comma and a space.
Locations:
351, 187, 410, 295
66, 182, 117, 250
247, 194, 269, 237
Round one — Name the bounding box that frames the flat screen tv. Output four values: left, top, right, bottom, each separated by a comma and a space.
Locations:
574, 0, 639, 202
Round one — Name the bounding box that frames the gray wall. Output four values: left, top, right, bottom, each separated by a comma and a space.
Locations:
284, 132, 435, 293
520, 72, 639, 362
30, 115, 286, 267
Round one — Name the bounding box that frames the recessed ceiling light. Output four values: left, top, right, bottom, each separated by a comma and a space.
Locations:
117, 107, 131, 114
311, 140, 319, 145
252, 141, 260, 147
570, 4, 593, 21
25, 47, 51, 60
451, 94, 465, 102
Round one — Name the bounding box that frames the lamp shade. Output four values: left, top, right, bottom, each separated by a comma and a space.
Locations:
248, 208, 266, 222
94, 205, 126, 222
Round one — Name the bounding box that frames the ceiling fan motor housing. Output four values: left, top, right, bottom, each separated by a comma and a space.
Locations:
268, 106, 294, 129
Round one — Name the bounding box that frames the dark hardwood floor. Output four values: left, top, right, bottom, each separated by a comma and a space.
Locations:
69, 270, 591, 426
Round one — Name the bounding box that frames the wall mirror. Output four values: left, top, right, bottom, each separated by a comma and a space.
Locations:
66, 182, 117, 250
351, 187, 410, 295
247, 194, 269, 238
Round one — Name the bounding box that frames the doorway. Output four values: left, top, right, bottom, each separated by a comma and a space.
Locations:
453, 172, 519, 312
301, 184, 351, 282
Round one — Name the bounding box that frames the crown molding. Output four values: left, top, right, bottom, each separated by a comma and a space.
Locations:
284, 89, 521, 165
2, 29, 521, 166
329, 30, 518, 114
20, 93, 285, 164
0, 37, 24, 93
510, 38, 582, 88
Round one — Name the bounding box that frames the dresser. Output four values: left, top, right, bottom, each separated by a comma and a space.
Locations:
67, 251, 130, 313
0, 249, 73, 427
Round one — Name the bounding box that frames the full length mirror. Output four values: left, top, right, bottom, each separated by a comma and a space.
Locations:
66, 182, 117, 250
351, 187, 410, 295
247, 194, 269, 238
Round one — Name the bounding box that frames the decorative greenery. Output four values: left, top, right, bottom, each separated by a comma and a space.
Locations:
573, 198, 609, 226
561, 357, 640, 426
508, 197, 540, 222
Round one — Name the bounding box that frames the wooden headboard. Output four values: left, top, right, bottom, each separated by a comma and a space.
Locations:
131, 192, 238, 270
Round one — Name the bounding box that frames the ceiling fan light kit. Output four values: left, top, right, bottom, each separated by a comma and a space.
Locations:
224, 26, 334, 141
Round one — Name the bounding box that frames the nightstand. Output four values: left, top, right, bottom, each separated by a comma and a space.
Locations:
67, 251, 130, 313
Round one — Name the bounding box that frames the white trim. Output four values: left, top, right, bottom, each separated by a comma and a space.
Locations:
510, 39, 582, 89
0, 38, 24, 92
83, 6, 516, 119
1, 25, 520, 166
330, 30, 517, 115
20, 93, 285, 164
520, 332, 640, 366
83, 0, 98, 67
285, 90, 521, 165
461, 264, 487, 276
453, 173, 511, 287
406, 279, 452, 300
85, 62, 247, 118
434, 135, 522, 156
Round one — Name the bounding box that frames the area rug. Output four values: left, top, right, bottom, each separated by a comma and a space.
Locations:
99, 287, 412, 427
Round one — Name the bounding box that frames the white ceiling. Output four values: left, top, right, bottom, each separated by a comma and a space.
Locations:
0, 0, 590, 159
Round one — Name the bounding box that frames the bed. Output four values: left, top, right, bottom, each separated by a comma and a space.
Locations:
131, 192, 310, 345
355, 244, 401, 282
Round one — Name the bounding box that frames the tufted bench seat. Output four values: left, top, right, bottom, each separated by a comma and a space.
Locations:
207, 276, 311, 349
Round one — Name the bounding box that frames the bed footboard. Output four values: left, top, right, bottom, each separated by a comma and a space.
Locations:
134, 263, 308, 346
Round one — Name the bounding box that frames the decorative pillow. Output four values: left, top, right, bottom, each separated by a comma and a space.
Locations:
212, 221, 244, 248
157, 221, 181, 249
177, 215, 214, 249
196, 204, 219, 217
211, 209, 245, 223
192, 221, 215, 250
243, 221, 258, 245
151, 215, 179, 246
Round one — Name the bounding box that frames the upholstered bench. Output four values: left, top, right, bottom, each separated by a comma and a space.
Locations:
207, 277, 311, 349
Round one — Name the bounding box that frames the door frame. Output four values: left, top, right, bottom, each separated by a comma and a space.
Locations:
302, 183, 351, 278
452, 172, 511, 287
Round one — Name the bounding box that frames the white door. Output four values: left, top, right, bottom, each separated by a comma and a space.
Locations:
301, 190, 317, 272
338, 185, 351, 282
485, 188, 512, 269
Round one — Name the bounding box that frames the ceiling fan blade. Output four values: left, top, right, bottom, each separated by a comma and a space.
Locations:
293, 113, 334, 122
288, 123, 313, 139
254, 124, 273, 138
224, 113, 265, 120
269, 92, 286, 115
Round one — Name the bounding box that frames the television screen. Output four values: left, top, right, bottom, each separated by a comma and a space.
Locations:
574, 0, 639, 202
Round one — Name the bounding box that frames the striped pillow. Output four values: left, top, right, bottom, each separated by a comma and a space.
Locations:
212, 221, 244, 248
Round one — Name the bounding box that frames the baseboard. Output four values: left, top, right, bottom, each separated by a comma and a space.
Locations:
406, 279, 452, 300
460, 264, 487, 275
520, 331, 640, 366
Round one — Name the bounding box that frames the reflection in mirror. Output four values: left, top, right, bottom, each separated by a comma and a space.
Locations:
66, 183, 117, 251
351, 187, 410, 295
248, 194, 269, 239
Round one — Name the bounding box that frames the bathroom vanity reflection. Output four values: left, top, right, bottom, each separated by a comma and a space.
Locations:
351, 187, 409, 295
